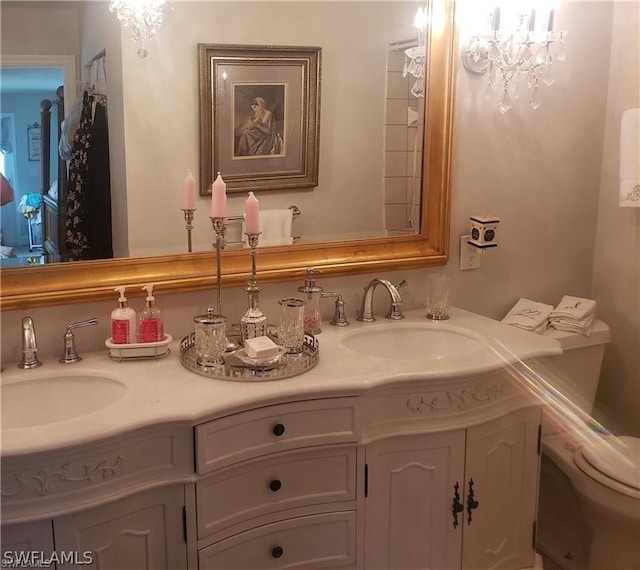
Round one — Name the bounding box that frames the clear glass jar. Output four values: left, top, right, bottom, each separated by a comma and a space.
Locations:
194, 310, 227, 366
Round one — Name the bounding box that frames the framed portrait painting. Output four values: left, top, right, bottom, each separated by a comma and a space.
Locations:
199, 44, 321, 195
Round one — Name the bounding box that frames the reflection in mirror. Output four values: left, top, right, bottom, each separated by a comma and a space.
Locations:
0, 0, 455, 309
1, 0, 425, 264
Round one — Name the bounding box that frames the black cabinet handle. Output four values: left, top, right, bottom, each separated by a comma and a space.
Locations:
269, 479, 282, 492
467, 478, 479, 524
452, 482, 464, 529
271, 546, 283, 558
272, 423, 285, 436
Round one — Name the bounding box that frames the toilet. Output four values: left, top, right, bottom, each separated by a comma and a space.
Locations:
536, 320, 640, 570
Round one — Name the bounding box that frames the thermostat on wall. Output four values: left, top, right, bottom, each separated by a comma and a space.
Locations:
468, 215, 500, 248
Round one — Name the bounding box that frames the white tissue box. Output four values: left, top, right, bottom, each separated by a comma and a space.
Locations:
468, 215, 500, 248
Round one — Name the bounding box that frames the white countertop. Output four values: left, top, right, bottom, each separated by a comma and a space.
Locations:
0, 307, 562, 458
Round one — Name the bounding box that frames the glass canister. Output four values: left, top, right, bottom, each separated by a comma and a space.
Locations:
278, 298, 305, 354
194, 309, 227, 366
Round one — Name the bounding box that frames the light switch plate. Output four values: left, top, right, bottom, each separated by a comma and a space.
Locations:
459, 235, 481, 270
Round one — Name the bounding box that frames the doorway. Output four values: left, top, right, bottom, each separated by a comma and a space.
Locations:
0, 56, 75, 263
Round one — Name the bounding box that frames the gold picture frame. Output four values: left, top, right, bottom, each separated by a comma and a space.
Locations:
199, 44, 321, 195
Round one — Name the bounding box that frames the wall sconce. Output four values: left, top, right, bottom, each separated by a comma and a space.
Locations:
109, 0, 173, 58
462, 3, 566, 113
403, 5, 428, 98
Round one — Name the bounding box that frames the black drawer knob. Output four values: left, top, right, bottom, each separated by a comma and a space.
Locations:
269, 479, 282, 492
271, 546, 283, 558
272, 423, 285, 436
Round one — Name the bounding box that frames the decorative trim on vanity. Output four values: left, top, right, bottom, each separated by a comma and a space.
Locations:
1, 456, 123, 498
1, 426, 194, 524
359, 372, 533, 441
406, 381, 506, 414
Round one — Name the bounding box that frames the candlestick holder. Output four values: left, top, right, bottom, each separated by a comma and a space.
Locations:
240, 232, 268, 344
210, 217, 237, 351
210, 217, 227, 315
182, 209, 196, 253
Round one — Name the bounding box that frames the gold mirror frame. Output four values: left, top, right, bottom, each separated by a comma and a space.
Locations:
0, 0, 456, 311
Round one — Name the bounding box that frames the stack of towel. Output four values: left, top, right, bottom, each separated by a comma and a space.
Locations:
501, 298, 554, 334
548, 295, 597, 335
502, 295, 598, 336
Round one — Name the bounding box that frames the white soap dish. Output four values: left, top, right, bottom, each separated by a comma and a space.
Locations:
105, 334, 172, 361
233, 346, 288, 369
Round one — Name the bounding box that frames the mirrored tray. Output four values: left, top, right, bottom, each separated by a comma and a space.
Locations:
180, 332, 319, 382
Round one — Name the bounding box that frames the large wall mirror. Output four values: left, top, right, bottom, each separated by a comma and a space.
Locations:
0, 0, 455, 310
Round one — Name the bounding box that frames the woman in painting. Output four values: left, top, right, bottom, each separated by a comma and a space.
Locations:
236, 97, 283, 157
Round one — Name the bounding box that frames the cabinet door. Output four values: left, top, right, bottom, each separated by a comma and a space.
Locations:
462, 407, 541, 570
1, 520, 54, 570
54, 485, 187, 570
364, 431, 466, 570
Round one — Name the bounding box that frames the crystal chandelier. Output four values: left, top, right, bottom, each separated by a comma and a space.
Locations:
462, 4, 567, 113
403, 5, 428, 98
109, 0, 173, 58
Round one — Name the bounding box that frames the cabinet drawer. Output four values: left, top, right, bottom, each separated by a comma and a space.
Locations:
196, 445, 357, 539
198, 511, 357, 569
195, 398, 359, 473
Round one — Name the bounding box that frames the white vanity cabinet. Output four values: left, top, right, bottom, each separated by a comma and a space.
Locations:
193, 397, 361, 569
1, 323, 553, 570
364, 408, 541, 569
1, 520, 55, 568
361, 370, 542, 570
364, 430, 466, 569
53, 484, 188, 569
1, 486, 187, 570
1, 424, 194, 568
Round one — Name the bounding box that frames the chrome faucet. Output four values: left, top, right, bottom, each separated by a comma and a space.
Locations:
357, 279, 407, 322
19, 316, 42, 369
321, 291, 350, 327
60, 318, 98, 364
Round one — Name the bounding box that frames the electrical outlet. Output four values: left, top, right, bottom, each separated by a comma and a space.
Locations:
459, 235, 481, 270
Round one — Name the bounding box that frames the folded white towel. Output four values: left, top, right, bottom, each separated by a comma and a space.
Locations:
549, 314, 596, 335
502, 298, 554, 334
549, 295, 597, 320
243, 208, 294, 247
549, 295, 597, 336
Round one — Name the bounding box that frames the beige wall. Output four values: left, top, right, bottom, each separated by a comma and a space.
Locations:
591, 1, 640, 436
2, 2, 638, 437
122, 1, 416, 256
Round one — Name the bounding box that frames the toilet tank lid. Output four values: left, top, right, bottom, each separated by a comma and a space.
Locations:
543, 319, 610, 350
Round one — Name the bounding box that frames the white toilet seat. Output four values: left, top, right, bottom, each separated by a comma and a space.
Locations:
573, 435, 640, 499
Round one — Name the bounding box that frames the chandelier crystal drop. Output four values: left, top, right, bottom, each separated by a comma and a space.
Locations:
463, 6, 566, 113
109, 0, 173, 58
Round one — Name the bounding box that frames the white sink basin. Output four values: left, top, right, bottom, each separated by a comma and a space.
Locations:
341, 323, 483, 361
1, 374, 127, 429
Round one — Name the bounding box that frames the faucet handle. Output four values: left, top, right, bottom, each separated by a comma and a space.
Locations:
60, 318, 98, 364
386, 280, 406, 320
19, 316, 42, 369
322, 292, 349, 327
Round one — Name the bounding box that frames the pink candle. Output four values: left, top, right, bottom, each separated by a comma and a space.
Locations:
183, 170, 196, 210
210, 172, 227, 218
244, 191, 260, 234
